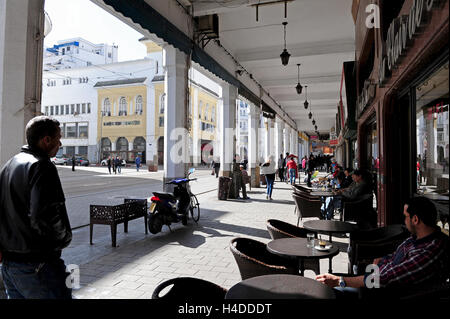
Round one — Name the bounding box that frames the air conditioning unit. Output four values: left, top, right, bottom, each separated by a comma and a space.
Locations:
195, 14, 219, 38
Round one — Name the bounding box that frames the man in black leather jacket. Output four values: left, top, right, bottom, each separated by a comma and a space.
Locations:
0, 116, 72, 299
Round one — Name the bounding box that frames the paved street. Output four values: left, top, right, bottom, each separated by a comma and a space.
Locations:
58, 165, 218, 228
59, 171, 350, 299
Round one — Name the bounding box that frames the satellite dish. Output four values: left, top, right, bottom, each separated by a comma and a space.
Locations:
44, 11, 53, 37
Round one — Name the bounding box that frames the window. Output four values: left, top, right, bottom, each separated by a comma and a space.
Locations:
159, 116, 164, 127
50, 106, 54, 115
71, 104, 75, 114
117, 137, 128, 151
78, 124, 88, 138
119, 97, 127, 116
415, 61, 449, 193
66, 46, 70, 52
66, 125, 76, 138
159, 93, 165, 114
55, 105, 59, 115
135, 95, 143, 115
87, 103, 91, 113
60, 105, 64, 115
76, 104, 80, 114
66, 105, 69, 114
211, 106, 216, 122
198, 101, 203, 119
205, 103, 209, 120
78, 146, 88, 156
45, 106, 49, 116
60, 125, 65, 138
82, 103, 86, 114
103, 98, 111, 116
65, 146, 75, 156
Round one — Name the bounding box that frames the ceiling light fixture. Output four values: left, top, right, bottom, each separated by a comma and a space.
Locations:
303, 85, 309, 108
314, 125, 318, 131
295, 64, 303, 94
280, 22, 290, 66
312, 119, 316, 126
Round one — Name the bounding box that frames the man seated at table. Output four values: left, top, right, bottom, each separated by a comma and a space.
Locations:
341, 168, 353, 189
316, 197, 449, 299
323, 170, 371, 220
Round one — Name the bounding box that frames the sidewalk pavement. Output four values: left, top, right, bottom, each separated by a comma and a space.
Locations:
64, 170, 350, 299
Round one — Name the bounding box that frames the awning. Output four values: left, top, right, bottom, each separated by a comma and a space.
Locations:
103, 0, 259, 106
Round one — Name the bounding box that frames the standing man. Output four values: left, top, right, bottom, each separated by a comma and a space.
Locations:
71, 154, 76, 171
278, 154, 285, 182
107, 156, 112, 174
115, 156, 121, 174
0, 116, 73, 299
135, 155, 141, 172
283, 152, 290, 183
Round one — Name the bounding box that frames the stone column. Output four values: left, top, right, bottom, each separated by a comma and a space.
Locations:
275, 118, 284, 169
163, 46, 189, 191
248, 103, 261, 187
218, 82, 237, 177
283, 127, 290, 156
0, 0, 45, 166
146, 83, 158, 171
192, 87, 201, 166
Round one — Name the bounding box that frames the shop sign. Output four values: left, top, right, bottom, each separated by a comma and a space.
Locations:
357, 79, 376, 116
427, 101, 448, 119
378, 0, 441, 86
330, 139, 339, 146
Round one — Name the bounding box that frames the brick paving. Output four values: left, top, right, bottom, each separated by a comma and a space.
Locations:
65, 171, 350, 299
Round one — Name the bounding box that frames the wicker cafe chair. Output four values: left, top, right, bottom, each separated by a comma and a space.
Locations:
342, 193, 376, 228
266, 219, 321, 274
292, 193, 322, 226
348, 224, 410, 274
152, 277, 227, 300
229, 237, 298, 280
292, 184, 312, 193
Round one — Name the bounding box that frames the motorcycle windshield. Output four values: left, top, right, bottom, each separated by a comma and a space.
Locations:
170, 178, 189, 184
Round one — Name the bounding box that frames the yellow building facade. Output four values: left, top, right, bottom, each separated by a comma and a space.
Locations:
96, 84, 147, 162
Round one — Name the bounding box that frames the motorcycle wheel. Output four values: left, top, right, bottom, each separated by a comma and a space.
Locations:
148, 213, 163, 234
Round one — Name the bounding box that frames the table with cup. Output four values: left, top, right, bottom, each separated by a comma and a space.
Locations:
267, 234, 339, 275
303, 220, 359, 243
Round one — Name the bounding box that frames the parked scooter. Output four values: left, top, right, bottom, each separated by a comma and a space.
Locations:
147, 168, 200, 234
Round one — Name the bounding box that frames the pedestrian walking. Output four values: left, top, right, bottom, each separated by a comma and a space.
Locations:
71, 155, 75, 171
283, 152, 289, 183
115, 156, 122, 174
107, 156, 112, 174
213, 159, 220, 178
261, 155, 276, 200
287, 156, 298, 185
229, 155, 242, 199
278, 154, 285, 182
0, 116, 72, 299
239, 165, 250, 200
112, 156, 116, 174
135, 156, 141, 172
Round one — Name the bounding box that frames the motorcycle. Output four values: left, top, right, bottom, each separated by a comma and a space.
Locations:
147, 168, 200, 234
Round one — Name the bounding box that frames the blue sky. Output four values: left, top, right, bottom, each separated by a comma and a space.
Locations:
44, 0, 147, 61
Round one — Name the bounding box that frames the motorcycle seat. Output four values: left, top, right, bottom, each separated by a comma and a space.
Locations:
153, 192, 176, 200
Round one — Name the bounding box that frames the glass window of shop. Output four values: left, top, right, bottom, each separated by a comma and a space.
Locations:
415, 61, 449, 194
366, 121, 379, 172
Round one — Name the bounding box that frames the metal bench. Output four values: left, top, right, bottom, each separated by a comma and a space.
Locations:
90, 199, 148, 247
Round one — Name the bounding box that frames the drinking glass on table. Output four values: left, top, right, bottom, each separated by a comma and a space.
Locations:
318, 235, 327, 248
307, 233, 315, 247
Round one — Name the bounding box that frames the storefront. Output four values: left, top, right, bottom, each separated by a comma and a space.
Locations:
355, 0, 449, 225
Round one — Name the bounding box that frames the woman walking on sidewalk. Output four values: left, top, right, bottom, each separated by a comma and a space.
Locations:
287, 156, 298, 185
261, 155, 276, 200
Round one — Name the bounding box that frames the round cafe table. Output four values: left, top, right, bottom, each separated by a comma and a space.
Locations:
303, 220, 359, 243
267, 237, 339, 275
225, 274, 336, 299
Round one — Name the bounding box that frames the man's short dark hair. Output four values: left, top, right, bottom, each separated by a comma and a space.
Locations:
25, 116, 60, 149
353, 169, 362, 176
345, 168, 353, 173
405, 197, 437, 227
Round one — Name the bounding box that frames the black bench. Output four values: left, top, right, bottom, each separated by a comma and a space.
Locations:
90, 198, 148, 247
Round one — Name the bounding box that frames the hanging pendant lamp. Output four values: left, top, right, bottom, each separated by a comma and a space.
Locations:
280, 22, 290, 66
312, 119, 316, 126
314, 125, 318, 131
296, 64, 303, 94
303, 85, 309, 108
